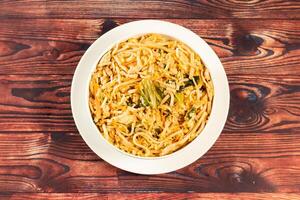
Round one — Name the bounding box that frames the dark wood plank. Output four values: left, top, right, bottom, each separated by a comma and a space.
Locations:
1, 193, 300, 200
0, 75, 74, 132
0, 129, 300, 192
0, 4, 299, 195
0, 132, 117, 192
0, 0, 299, 19
0, 19, 299, 75
226, 74, 300, 133
0, 74, 299, 134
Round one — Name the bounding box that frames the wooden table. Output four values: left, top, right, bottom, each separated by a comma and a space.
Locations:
0, 1, 299, 199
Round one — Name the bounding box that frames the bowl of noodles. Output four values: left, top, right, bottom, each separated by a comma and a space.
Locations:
71, 20, 229, 174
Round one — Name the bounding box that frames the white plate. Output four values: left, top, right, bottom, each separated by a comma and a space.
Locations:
71, 20, 229, 174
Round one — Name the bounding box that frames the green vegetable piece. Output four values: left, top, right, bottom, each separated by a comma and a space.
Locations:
179, 76, 200, 91
185, 107, 196, 119
139, 79, 164, 108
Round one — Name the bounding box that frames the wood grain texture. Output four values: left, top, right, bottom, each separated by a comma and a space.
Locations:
0, 0, 300, 196
0, 129, 300, 192
0, 19, 299, 75
0, 0, 299, 19
0, 75, 74, 132
226, 75, 300, 133
1, 193, 300, 200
